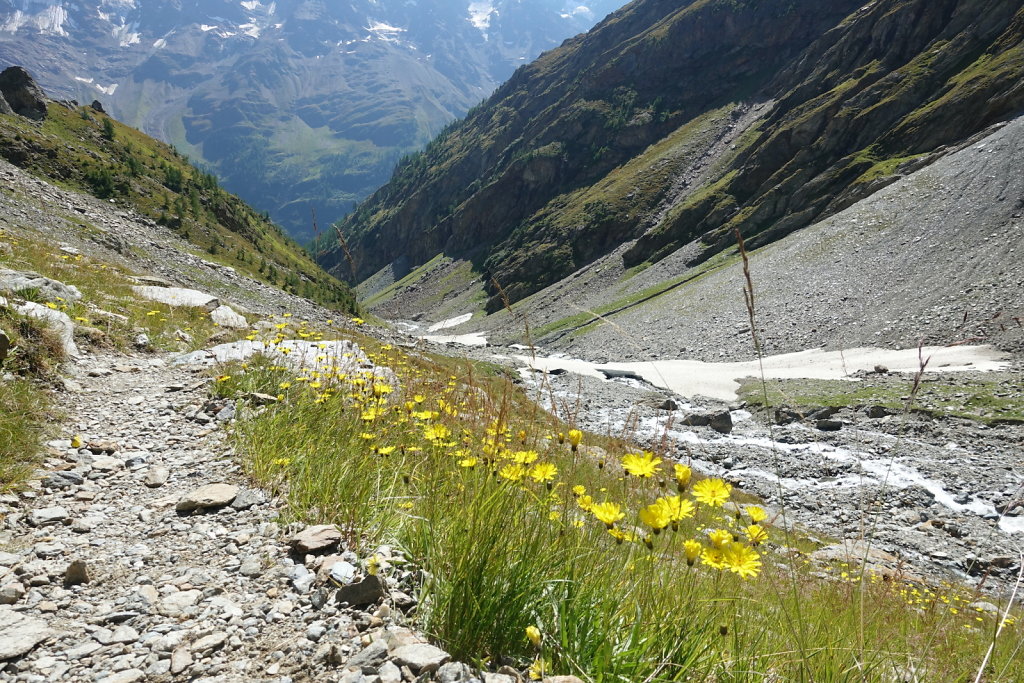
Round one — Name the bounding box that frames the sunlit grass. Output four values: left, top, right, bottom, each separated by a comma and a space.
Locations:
219, 318, 1022, 681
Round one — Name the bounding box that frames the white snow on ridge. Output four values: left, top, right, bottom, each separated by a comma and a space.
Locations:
427, 313, 474, 331
468, 1, 495, 31
1, 5, 69, 36
153, 37, 166, 48
240, 0, 262, 9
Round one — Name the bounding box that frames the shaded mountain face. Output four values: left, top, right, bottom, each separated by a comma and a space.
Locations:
329, 0, 1024, 311
0, 0, 622, 240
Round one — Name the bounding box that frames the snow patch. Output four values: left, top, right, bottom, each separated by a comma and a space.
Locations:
468, 1, 495, 31
240, 0, 262, 9
153, 37, 166, 48
365, 20, 405, 43
1, 5, 69, 36
427, 313, 473, 331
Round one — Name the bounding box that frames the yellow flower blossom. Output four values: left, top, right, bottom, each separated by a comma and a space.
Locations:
567, 429, 583, 450
745, 524, 769, 546
512, 450, 539, 465
683, 539, 703, 566
708, 529, 733, 549
528, 462, 558, 483
592, 501, 624, 528
746, 505, 768, 523
525, 626, 541, 647
498, 464, 526, 482
723, 541, 761, 579
674, 464, 692, 488
622, 452, 662, 477
693, 478, 732, 507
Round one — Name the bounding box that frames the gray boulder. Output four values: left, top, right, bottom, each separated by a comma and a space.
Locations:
0, 66, 48, 120
0, 328, 9, 366
0, 91, 13, 116
0, 269, 82, 303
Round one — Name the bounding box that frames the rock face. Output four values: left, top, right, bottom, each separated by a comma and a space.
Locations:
0, 66, 48, 120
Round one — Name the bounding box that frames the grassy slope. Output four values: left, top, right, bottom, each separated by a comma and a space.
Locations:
0, 103, 357, 312
209, 316, 1023, 681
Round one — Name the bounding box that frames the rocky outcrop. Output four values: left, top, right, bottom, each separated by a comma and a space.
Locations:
0, 328, 9, 366
0, 66, 47, 120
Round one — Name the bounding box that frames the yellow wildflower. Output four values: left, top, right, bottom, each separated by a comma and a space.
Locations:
498, 464, 526, 482
525, 626, 541, 648
723, 541, 762, 579
745, 524, 769, 546
708, 529, 733, 549
674, 463, 692, 488
423, 424, 451, 441
639, 500, 672, 533
683, 539, 703, 566
746, 505, 768, 523
621, 452, 662, 477
567, 429, 583, 450
529, 462, 558, 483
693, 478, 732, 507
591, 502, 624, 528
512, 450, 539, 465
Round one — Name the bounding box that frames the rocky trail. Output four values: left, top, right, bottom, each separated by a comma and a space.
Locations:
0, 350, 488, 683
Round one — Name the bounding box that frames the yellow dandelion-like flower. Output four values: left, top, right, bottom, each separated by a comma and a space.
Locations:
361, 407, 382, 421
215, 375, 231, 382
458, 457, 478, 468
746, 505, 768, 523
591, 501, 624, 528
745, 524, 769, 546
567, 429, 583, 450
674, 463, 692, 488
708, 529, 733, 549
622, 452, 662, 477
701, 547, 728, 570
376, 446, 397, 456
639, 500, 672, 533
529, 462, 558, 483
272, 457, 291, 466
662, 495, 695, 522
424, 424, 451, 441
683, 539, 703, 566
498, 464, 526, 482
692, 478, 732, 507
572, 485, 586, 497
576, 494, 594, 512
513, 450, 539, 465
525, 626, 541, 648
723, 541, 762, 579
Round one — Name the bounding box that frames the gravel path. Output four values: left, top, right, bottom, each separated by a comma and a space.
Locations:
0, 350, 485, 683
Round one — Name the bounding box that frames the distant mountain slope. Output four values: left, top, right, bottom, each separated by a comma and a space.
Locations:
0, 74, 356, 311
328, 0, 1024, 313
0, 0, 623, 240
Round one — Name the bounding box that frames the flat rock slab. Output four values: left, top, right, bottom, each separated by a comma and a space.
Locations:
0, 607, 56, 659
0, 268, 82, 302
5, 300, 79, 358
290, 525, 342, 554
176, 483, 239, 512
390, 643, 451, 674
132, 286, 219, 310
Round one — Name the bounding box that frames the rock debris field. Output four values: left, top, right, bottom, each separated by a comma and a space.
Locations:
0, 350, 516, 683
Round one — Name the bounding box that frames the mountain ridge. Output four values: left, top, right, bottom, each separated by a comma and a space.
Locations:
0, 0, 623, 240
326, 0, 1024, 315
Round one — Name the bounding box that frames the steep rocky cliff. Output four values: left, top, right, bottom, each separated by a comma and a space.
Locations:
328, 0, 1024, 313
